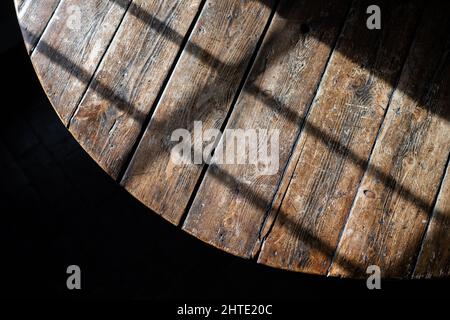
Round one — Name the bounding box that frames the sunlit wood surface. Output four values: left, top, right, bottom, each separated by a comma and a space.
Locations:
15, 0, 450, 278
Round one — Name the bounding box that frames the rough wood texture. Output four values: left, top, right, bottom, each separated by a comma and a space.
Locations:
14, 0, 61, 53
17, 0, 450, 277
182, 0, 351, 258
30, 0, 132, 124
414, 162, 450, 278
258, 0, 423, 275
329, 4, 450, 278
68, 0, 202, 178
122, 0, 276, 224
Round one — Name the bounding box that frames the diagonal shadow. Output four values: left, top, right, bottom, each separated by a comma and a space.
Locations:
118, 1, 450, 278
24, 30, 147, 123
111, 0, 450, 263
21, 3, 366, 274
109, 0, 450, 121
21, 0, 450, 275
246, 80, 450, 225
207, 164, 366, 274
107, 0, 450, 218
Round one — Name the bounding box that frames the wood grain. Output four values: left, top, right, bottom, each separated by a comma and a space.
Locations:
414, 161, 450, 278
17, 0, 450, 277
182, 0, 351, 258
14, 0, 61, 53
258, 0, 423, 274
30, 0, 132, 124
329, 4, 450, 278
68, 0, 203, 178
122, 0, 276, 224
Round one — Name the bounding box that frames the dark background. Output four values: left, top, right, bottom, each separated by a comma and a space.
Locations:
1, 1, 449, 300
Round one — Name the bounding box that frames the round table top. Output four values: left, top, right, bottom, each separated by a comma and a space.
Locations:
15, 0, 450, 278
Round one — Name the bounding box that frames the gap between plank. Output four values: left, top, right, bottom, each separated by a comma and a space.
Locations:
251, 0, 355, 261
66, 0, 134, 128
410, 48, 450, 278
178, 0, 282, 228
326, 5, 428, 276
411, 151, 450, 277
29, 0, 63, 55
117, 0, 208, 182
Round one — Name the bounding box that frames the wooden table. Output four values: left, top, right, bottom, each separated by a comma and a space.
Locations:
15, 0, 450, 278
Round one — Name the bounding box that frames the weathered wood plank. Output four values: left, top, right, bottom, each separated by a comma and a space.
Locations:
14, 0, 61, 53
16, 0, 450, 278
30, 0, 132, 124
182, 0, 351, 258
68, 0, 203, 178
257, 0, 423, 274
122, 0, 276, 224
414, 161, 450, 278
329, 4, 450, 278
